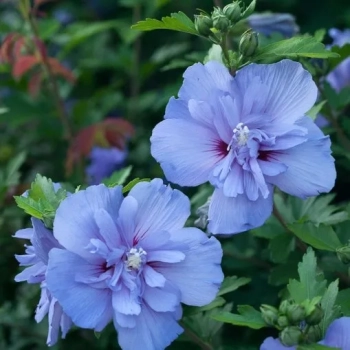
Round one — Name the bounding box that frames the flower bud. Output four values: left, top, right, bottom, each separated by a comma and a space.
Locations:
279, 299, 292, 315
280, 326, 302, 347
195, 15, 213, 37
260, 304, 278, 326
305, 305, 324, 326
336, 245, 350, 264
239, 30, 259, 57
212, 9, 230, 33
223, 2, 241, 23
286, 304, 306, 325
277, 315, 289, 328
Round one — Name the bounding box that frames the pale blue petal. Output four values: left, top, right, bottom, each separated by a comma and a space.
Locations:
31, 218, 61, 264
113, 312, 136, 328
13, 228, 33, 239
178, 61, 233, 101
235, 59, 317, 124
53, 185, 123, 262
258, 159, 287, 176
322, 317, 350, 348
260, 337, 296, 350
112, 286, 141, 316
147, 250, 185, 263
116, 305, 183, 350
188, 99, 215, 127
143, 265, 166, 288
151, 119, 222, 186
156, 227, 223, 306
222, 162, 244, 197
142, 283, 180, 312
94, 208, 122, 250
127, 179, 190, 242
208, 187, 273, 234
164, 97, 191, 120
47, 299, 63, 346
265, 138, 336, 199
117, 196, 138, 247
46, 249, 113, 331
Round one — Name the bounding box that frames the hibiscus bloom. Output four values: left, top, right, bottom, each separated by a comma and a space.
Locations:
151, 60, 336, 234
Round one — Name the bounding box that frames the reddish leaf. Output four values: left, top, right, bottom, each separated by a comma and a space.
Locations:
28, 72, 43, 97
12, 55, 39, 79
13, 37, 27, 59
33, 38, 47, 59
34, 0, 56, 7
48, 57, 76, 83
0, 33, 19, 63
65, 119, 134, 175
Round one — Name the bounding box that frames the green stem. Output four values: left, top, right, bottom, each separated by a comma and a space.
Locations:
273, 205, 307, 252
180, 321, 214, 350
23, 6, 73, 141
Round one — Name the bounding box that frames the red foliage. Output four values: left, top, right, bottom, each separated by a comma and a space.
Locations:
0, 32, 75, 96
66, 118, 135, 175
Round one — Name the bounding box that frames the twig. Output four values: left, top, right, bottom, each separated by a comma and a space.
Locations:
180, 321, 214, 350
26, 10, 73, 141
273, 206, 307, 252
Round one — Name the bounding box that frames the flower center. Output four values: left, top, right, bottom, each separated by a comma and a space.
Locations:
125, 247, 147, 270
227, 122, 250, 150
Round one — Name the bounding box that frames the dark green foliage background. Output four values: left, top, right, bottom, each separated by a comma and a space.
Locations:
1, 0, 350, 349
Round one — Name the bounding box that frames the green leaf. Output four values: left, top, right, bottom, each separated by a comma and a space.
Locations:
288, 223, 342, 252
217, 276, 251, 296
320, 280, 340, 336
37, 19, 61, 40
195, 297, 226, 313
287, 248, 327, 303
329, 43, 350, 69
14, 175, 67, 227
314, 29, 326, 42
306, 101, 326, 120
61, 21, 122, 55
14, 196, 44, 219
269, 233, 295, 263
211, 305, 266, 329
122, 178, 150, 193
131, 12, 199, 36
335, 289, 350, 315
298, 344, 340, 350
241, 0, 256, 20
252, 35, 339, 63
4, 151, 26, 187
103, 166, 132, 187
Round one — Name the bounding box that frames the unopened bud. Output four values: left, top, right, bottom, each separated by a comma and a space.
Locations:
195, 15, 213, 37
286, 304, 306, 325
194, 196, 211, 230
277, 315, 289, 328
279, 300, 292, 315
260, 304, 278, 326
305, 305, 324, 326
212, 9, 230, 33
223, 2, 241, 23
336, 245, 350, 264
280, 326, 302, 347
239, 30, 259, 57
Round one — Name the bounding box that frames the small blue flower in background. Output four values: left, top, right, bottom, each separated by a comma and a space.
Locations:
86, 146, 127, 185
46, 179, 223, 350
315, 28, 350, 128
53, 9, 75, 26
247, 13, 299, 38
14, 218, 73, 346
151, 60, 336, 235
260, 317, 350, 349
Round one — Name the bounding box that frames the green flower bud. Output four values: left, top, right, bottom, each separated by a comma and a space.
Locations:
305, 305, 324, 325
195, 15, 213, 37
239, 30, 259, 57
223, 2, 241, 23
277, 315, 289, 328
305, 326, 322, 343
286, 304, 306, 325
212, 9, 230, 33
280, 326, 302, 347
336, 245, 350, 264
260, 304, 278, 326
279, 300, 292, 315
